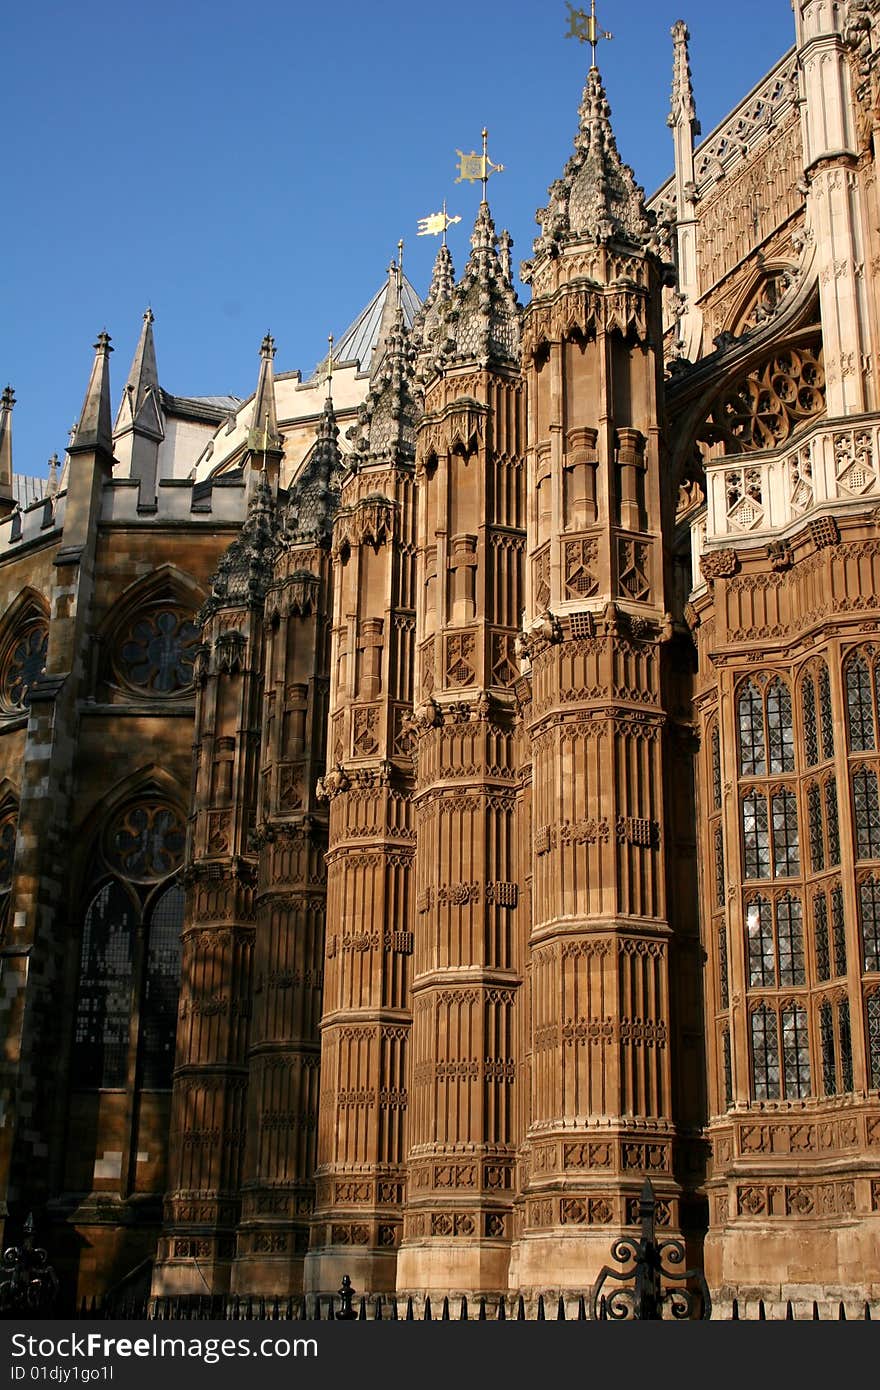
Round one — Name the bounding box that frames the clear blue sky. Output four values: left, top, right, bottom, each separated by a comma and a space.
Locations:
3, 1, 796, 478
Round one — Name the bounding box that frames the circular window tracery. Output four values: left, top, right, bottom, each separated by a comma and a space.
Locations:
115, 606, 199, 695
105, 802, 186, 882
1, 621, 48, 713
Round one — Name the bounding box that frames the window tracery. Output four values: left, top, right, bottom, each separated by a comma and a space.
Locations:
831, 884, 848, 978
0, 617, 48, 714
867, 992, 880, 1089
750, 1000, 811, 1101
72, 794, 185, 1092
814, 891, 830, 982
738, 676, 794, 777
699, 344, 825, 456
746, 892, 805, 987
113, 605, 199, 696
722, 1027, 733, 1108
853, 765, 880, 860
846, 655, 876, 752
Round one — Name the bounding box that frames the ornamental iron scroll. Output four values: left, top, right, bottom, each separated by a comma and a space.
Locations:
590, 1179, 711, 1320
0, 1214, 59, 1317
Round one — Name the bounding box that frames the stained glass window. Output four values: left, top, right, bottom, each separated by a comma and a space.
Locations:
777, 893, 805, 985
846, 656, 875, 752
808, 782, 824, 872
751, 1005, 780, 1100
825, 778, 840, 865
831, 884, 847, 977
73, 881, 136, 1088
814, 891, 830, 982
803, 674, 818, 767
766, 679, 795, 773
746, 896, 774, 986
859, 877, 880, 971
781, 1004, 811, 1098
117, 608, 199, 695
738, 681, 766, 777
866, 993, 880, 1089
839, 999, 853, 1092
714, 824, 725, 909
820, 1000, 836, 1095
819, 665, 834, 761
718, 922, 729, 1008
106, 803, 186, 881
141, 883, 184, 1088
1, 621, 48, 712
743, 792, 770, 879
771, 789, 800, 877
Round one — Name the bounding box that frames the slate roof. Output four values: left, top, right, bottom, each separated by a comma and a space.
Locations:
13, 473, 47, 507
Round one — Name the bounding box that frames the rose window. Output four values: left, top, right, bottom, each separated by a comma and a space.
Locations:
106, 803, 186, 881
1, 622, 48, 712
117, 608, 199, 694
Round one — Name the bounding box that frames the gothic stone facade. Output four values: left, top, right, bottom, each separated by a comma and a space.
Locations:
2, 2, 880, 1312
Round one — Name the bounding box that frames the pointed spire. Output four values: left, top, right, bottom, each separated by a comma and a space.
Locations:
248, 332, 283, 453
349, 274, 418, 465
442, 201, 521, 368
669, 20, 698, 129
530, 65, 652, 262
370, 258, 401, 375
200, 468, 278, 619
47, 453, 59, 497
70, 331, 114, 459
0, 386, 15, 507
115, 307, 160, 434
412, 240, 456, 374
284, 393, 344, 545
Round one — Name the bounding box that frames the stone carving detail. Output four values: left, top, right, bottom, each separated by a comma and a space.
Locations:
809, 516, 840, 549
725, 466, 764, 531
835, 428, 876, 496
533, 547, 551, 611
446, 633, 476, 687
788, 443, 814, 514
564, 538, 600, 598
352, 706, 380, 757
618, 540, 651, 602
700, 548, 738, 581
700, 346, 825, 454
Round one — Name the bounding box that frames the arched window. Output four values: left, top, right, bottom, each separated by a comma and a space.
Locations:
807, 783, 824, 872
766, 680, 795, 773
831, 884, 847, 977
738, 681, 766, 776
73, 881, 137, 1087
820, 999, 836, 1095
722, 1027, 733, 1108
746, 893, 804, 987
0, 614, 48, 715
780, 1003, 811, 1098
839, 999, 853, 1092
714, 824, 725, 908
116, 608, 199, 695
866, 992, 880, 1089
825, 778, 841, 865
802, 662, 834, 766
846, 656, 876, 752
771, 789, 800, 876
803, 674, 818, 767
742, 792, 770, 879
813, 891, 830, 981
819, 665, 834, 760
859, 877, 880, 971
751, 1004, 780, 1099
0, 799, 17, 935
852, 766, 880, 860
72, 795, 185, 1091
821, 996, 853, 1096
718, 922, 729, 1008
711, 725, 722, 810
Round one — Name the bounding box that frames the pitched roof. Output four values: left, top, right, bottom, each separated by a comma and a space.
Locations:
13, 474, 46, 508
318, 273, 421, 376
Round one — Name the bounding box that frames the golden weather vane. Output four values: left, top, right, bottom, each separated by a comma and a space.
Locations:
565, 1, 613, 66
455, 128, 504, 202
417, 199, 462, 246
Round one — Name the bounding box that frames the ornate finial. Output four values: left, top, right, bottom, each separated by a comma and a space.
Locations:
1, 385, 14, 412
418, 199, 462, 246
94, 330, 113, 355
260, 332, 276, 360
143, 306, 155, 325
456, 128, 504, 203
669, 20, 698, 128
565, 1, 613, 67
47, 453, 59, 495
326, 334, 334, 399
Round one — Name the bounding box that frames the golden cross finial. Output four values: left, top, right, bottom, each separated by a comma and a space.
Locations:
455, 128, 504, 201
565, 1, 613, 66
417, 199, 462, 246
326, 334, 334, 398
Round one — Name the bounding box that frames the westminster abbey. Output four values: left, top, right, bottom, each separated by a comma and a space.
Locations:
1, 1, 880, 1314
